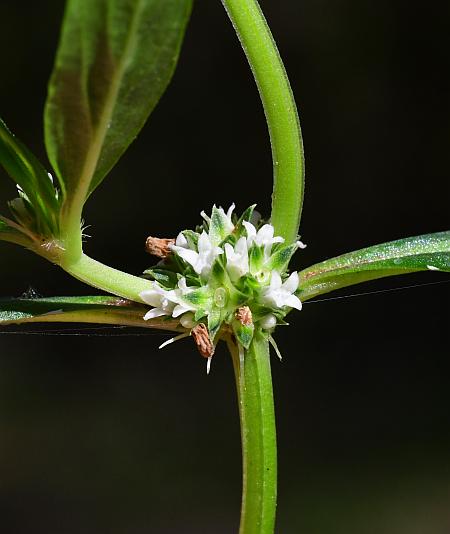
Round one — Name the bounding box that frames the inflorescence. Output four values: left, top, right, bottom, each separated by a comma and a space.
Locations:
140, 204, 306, 371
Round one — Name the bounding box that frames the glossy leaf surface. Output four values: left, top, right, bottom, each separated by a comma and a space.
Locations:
45, 0, 192, 211
0, 296, 180, 330
298, 231, 450, 301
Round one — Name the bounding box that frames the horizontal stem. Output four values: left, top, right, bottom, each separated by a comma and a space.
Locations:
2, 309, 180, 331
61, 252, 152, 302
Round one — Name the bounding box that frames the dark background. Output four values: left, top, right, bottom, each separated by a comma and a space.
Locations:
0, 1, 449, 532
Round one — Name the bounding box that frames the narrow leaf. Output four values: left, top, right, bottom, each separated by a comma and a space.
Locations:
45, 0, 192, 214
0, 216, 34, 247
298, 232, 450, 301
0, 296, 180, 331
0, 118, 59, 234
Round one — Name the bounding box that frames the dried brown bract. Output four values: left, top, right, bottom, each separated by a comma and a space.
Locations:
191, 323, 215, 358
235, 306, 253, 326
145, 236, 175, 258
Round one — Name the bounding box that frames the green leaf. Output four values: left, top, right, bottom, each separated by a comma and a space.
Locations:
0, 296, 179, 330
45, 0, 193, 221
298, 231, 450, 301
0, 118, 59, 235
0, 216, 34, 247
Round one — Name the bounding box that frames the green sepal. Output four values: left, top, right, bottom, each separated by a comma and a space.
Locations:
266, 242, 298, 273
209, 205, 232, 246
207, 306, 222, 339
182, 287, 211, 308
194, 309, 207, 322
181, 230, 199, 249
210, 256, 229, 287
298, 231, 450, 301
249, 245, 264, 272
232, 319, 254, 349
234, 273, 259, 300
234, 204, 257, 235
142, 268, 178, 289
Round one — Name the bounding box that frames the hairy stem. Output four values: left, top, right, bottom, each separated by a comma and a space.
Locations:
61, 252, 152, 302
227, 333, 277, 534
221, 0, 304, 244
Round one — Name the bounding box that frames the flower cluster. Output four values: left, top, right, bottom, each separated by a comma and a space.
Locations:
140, 204, 305, 363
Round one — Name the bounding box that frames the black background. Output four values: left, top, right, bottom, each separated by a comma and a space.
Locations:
0, 1, 449, 533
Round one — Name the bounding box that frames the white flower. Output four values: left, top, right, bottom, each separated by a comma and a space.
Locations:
171, 231, 223, 279
140, 278, 196, 320
260, 271, 302, 310
224, 237, 249, 281
140, 283, 178, 320
243, 221, 284, 260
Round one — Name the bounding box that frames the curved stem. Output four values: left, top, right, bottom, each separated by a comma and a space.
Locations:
61, 252, 152, 302
221, 0, 304, 244
227, 333, 277, 534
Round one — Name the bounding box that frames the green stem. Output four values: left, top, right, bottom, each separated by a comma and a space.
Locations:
221, 0, 304, 244
227, 332, 277, 534
61, 252, 152, 302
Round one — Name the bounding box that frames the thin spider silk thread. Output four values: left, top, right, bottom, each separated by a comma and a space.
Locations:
0, 279, 447, 337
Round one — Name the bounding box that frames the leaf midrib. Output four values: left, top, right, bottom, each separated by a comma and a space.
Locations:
66, 0, 145, 217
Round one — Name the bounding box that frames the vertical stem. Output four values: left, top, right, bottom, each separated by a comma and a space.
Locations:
221, 0, 305, 244
227, 333, 277, 534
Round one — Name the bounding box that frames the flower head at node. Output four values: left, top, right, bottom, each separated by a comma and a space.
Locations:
140, 204, 306, 364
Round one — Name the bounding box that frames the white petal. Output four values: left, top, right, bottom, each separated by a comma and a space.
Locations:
270, 271, 282, 290
172, 303, 196, 318
200, 210, 211, 224
224, 242, 235, 262
175, 232, 189, 248
171, 246, 199, 269
197, 231, 211, 254
243, 221, 257, 240
257, 224, 274, 245
282, 271, 299, 294
284, 294, 302, 310
143, 308, 167, 320
235, 236, 248, 255
226, 203, 236, 219
140, 289, 163, 307
296, 240, 307, 249
178, 277, 193, 294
